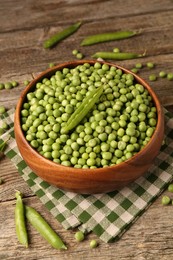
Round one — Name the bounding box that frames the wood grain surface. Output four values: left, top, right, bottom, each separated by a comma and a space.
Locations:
1, 0, 173, 259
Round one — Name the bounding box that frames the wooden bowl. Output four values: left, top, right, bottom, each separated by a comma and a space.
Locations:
14, 60, 164, 194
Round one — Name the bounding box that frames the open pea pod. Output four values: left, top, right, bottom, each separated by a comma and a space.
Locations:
62, 85, 104, 134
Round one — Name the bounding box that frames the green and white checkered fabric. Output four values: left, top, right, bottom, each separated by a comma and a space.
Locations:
1, 108, 173, 243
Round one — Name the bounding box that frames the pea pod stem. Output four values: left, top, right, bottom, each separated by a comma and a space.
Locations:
25, 206, 67, 250
15, 191, 28, 248
0, 136, 10, 158
0, 136, 10, 152
81, 30, 140, 46
43, 21, 82, 49
92, 51, 146, 60
62, 85, 104, 134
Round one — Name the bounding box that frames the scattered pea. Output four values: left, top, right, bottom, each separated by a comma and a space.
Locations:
167, 73, 173, 81
49, 63, 55, 68
161, 195, 171, 205
149, 74, 157, 81
147, 62, 155, 69
4, 82, 13, 89
72, 49, 78, 55
159, 71, 167, 78
0, 83, 5, 90
2, 122, 8, 130
75, 231, 85, 242
72, 49, 84, 59
113, 47, 120, 53
0, 105, 6, 114
131, 68, 138, 74
168, 184, 173, 193
11, 81, 19, 87
90, 239, 98, 248
76, 53, 84, 59
135, 63, 142, 69
24, 80, 30, 86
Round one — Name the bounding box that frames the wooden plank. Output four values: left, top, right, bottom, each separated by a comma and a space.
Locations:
0, 0, 173, 32
0, 157, 33, 202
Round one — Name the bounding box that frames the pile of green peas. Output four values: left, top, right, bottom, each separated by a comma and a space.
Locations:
21, 62, 157, 168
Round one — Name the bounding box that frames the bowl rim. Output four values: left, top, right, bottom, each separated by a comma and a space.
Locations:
14, 59, 164, 174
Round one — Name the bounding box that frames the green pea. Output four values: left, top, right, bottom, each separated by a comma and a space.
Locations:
87, 158, 96, 166
49, 63, 55, 68
161, 195, 171, 205
0, 83, 5, 90
149, 118, 157, 126
147, 62, 155, 69
12, 81, 19, 87
167, 73, 173, 81
131, 68, 138, 74
135, 63, 143, 69
126, 144, 135, 152
146, 127, 154, 137
149, 74, 157, 81
126, 127, 136, 137
72, 49, 78, 55
102, 151, 112, 160
168, 184, 173, 193
76, 53, 84, 59
114, 149, 123, 158
5, 82, 13, 89
117, 128, 125, 137
0, 105, 6, 114
159, 71, 167, 78
88, 138, 97, 147
113, 47, 120, 53
2, 122, 8, 129
24, 80, 30, 86
90, 239, 98, 248
74, 230, 85, 242
125, 152, 133, 159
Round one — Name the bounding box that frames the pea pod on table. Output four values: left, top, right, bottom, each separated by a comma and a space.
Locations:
81, 30, 140, 46
43, 21, 82, 49
15, 191, 28, 248
25, 205, 67, 250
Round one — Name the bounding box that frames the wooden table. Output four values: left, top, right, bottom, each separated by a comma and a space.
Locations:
1, 1, 173, 259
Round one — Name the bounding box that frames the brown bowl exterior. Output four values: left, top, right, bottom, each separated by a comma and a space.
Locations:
14, 60, 164, 194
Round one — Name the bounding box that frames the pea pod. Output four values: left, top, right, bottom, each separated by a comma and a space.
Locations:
62, 85, 104, 133
81, 30, 139, 46
92, 51, 145, 60
25, 206, 67, 250
43, 21, 82, 49
15, 191, 28, 248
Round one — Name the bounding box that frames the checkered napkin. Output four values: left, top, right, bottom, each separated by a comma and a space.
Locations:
1, 108, 173, 243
